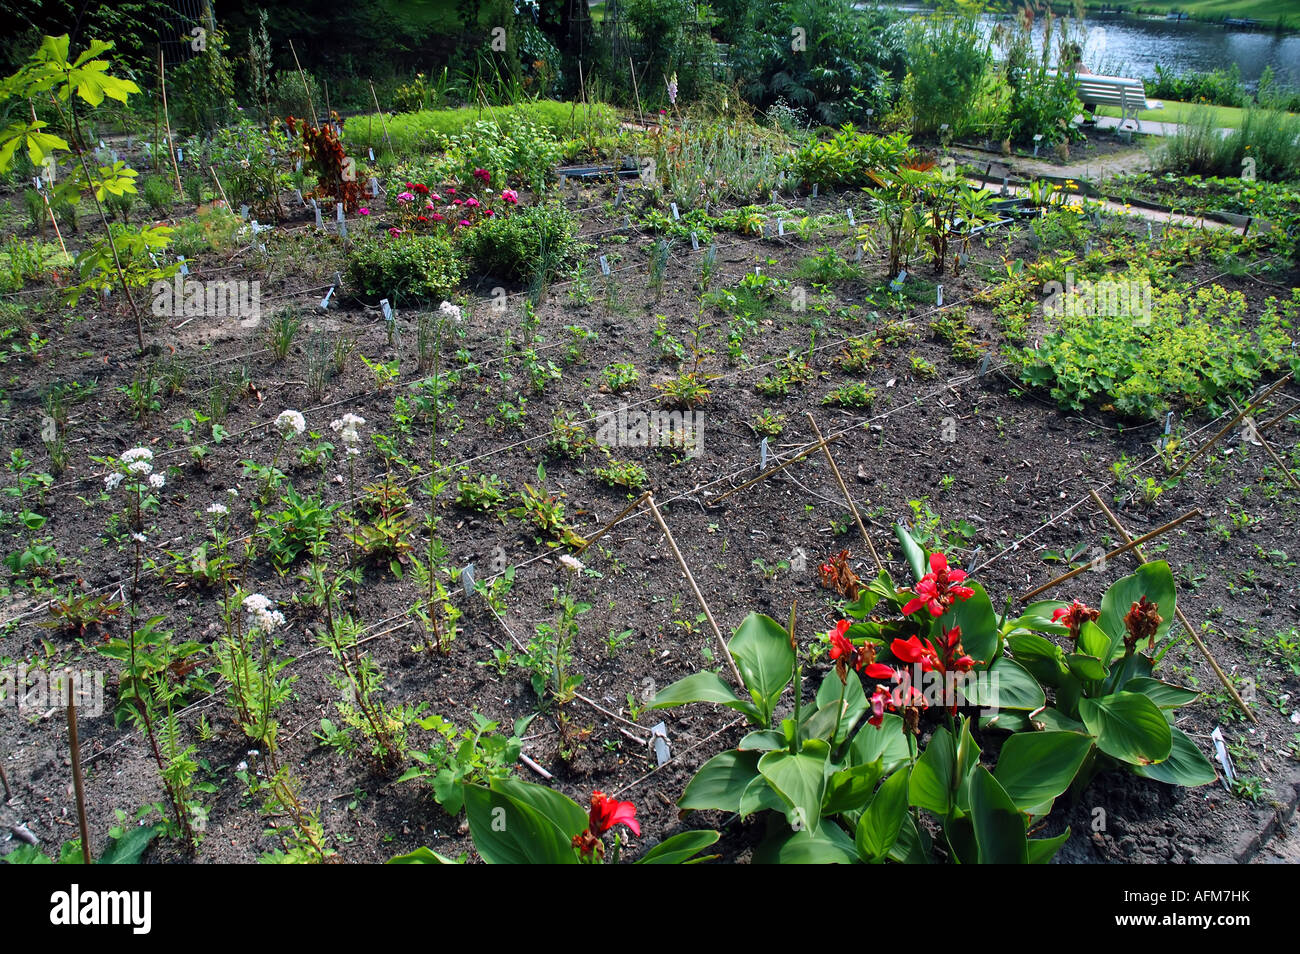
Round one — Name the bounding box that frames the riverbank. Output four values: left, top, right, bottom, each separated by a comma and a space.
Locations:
1083, 2, 1299, 32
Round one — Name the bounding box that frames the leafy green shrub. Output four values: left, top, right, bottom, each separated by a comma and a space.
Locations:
347, 234, 465, 303
457, 204, 585, 284
269, 70, 326, 122
343, 101, 617, 161
1018, 284, 1299, 418
790, 128, 915, 189
731, 0, 905, 125
142, 175, 174, 216
904, 13, 992, 138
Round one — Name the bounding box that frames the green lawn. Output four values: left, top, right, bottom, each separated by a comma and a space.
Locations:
1095, 99, 1249, 129
1088, 1, 1300, 30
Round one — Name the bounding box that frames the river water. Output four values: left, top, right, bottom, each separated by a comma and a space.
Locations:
878, 6, 1299, 87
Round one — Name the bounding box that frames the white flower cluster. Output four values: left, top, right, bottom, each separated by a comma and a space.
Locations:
275, 409, 307, 440
242, 593, 286, 634
207, 502, 228, 516
330, 413, 366, 457
438, 300, 463, 322
107, 447, 163, 489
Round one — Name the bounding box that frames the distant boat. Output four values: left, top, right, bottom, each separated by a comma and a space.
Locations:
1223, 17, 1261, 28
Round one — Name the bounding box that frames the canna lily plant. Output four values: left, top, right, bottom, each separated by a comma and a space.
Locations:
647, 524, 1214, 864
390, 778, 719, 865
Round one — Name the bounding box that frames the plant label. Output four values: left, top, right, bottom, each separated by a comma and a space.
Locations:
777, 219, 784, 236
1162, 412, 1174, 449
650, 722, 671, 766
240, 204, 249, 219
889, 270, 906, 291
704, 201, 710, 215
846, 208, 854, 226
337, 203, 344, 223
1001, 177, 1009, 196
177, 256, 188, 276
854, 246, 863, 262
770, 190, 777, 205
760, 437, 769, 469
937, 284, 943, 306
670, 202, 679, 220
461, 563, 476, 595
380, 299, 393, 324
1147, 221, 1153, 241
559, 174, 567, 187
690, 231, 699, 251
1032, 133, 1043, 157
296, 158, 302, 173
320, 287, 334, 310
623, 215, 630, 230
812, 183, 819, 198
339, 219, 347, 238
940, 123, 949, 133
176, 147, 183, 163
615, 183, 624, 207
98, 139, 105, 149
600, 256, 610, 276
979, 351, 992, 376
755, 265, 762, 277
294, 188, 304, 205
370, 177, 379, 196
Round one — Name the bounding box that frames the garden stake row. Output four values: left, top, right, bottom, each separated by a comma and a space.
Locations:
805, 412, 883, 573
1227, 396, 1300, 492
1088, 488, 1255, 724
645, 494, 743, 689
1169, 372, 1293, 481
710, 433, 843, 504
1018, 506, 1203, 602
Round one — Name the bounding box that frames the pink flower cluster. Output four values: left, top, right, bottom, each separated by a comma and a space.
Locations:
384, 176, 521, 236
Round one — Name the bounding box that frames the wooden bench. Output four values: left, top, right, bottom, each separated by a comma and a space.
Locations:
1073, 74, 1164, 130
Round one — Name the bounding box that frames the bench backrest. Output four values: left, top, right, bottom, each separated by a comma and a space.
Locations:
1047, 70, 1148, 107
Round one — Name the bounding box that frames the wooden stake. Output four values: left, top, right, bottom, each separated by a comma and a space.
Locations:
628, 57, 645, 129
0, 754, 10, 801
1228, 397, 1300, 492
66, 680, 92, 864
288, 39, 318, 123
158, 49, 183, 193
368, 80, 392, 151
207, 163, 230, 208
1088, 489, 1255, 724
578, 490, 651, 553
1259, 399, 1299, 434
646, 494, 743, 688
1170, 374, 1292, 481
712, 433, 843, 504
805, 413, 883, 573
1019, 507, 1201, 602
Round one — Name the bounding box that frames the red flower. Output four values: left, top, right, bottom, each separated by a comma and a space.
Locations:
902, 552, 975, 617
588, 791, 639, 837
891, 635, 937, 672
868, 685, 891, 727
473, 168, 491, 184
828, 620, 854, 662
1052, 600, 1100, 643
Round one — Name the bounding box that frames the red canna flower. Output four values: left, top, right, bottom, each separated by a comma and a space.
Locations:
1053, 600, 1100, 643
588, 791, 639, 837
891, 635, 937, 672
902, 552, 975, 617
829, 619, 895, 683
